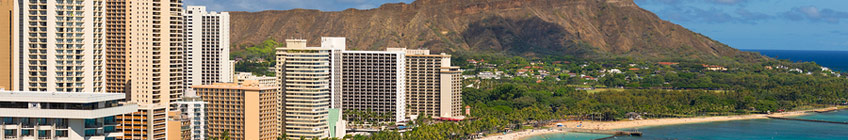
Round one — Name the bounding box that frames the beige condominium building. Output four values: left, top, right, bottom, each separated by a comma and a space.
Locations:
276, 37, 344, 139
1, 0, 13, 90
110, 0, 186, 139
388, 48, 463, 119
195, 81, 279, 140
341, 50, 406, 123
12, 0, 106, 92
116, 104, 168, 140
123, 0, 184, 109
183, 5, 231, 97
105, 0, 128, 93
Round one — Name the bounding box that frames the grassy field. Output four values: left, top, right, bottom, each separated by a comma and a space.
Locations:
586, 88, 625, 94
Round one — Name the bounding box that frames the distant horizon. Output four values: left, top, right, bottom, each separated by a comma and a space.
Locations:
747, 49, 848, 72
741, 49, 848, 52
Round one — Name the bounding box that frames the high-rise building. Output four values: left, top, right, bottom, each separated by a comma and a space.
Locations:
388, 48, 463, 119
195, 81, 279, 140
0, 0, 13, 90
0, 90, 137, 140
124, 0, 184, 108
276, 37, 344, 139
105, 0, 128, 93
112, 0, 186, 139
183, 6, 231, 97
340, 50, 406, 123
13, 0, 106, 92
175, 97, 206, 140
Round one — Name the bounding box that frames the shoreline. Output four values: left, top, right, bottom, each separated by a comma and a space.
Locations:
477, 107, 839, 140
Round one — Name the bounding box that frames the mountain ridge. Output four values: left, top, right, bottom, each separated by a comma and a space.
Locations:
228, 0, 764, 61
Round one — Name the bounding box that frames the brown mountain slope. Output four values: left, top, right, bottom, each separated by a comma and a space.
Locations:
229, 0, 759, 60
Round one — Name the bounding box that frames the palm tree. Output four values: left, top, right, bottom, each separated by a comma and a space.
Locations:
220, 130, 231, 140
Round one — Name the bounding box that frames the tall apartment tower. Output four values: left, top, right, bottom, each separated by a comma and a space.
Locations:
125, 0, 184, 108
12, 0, 106, 92
1, 0, 13, 90
340, 50, 406, 123
388, 48, 463, 119
110, 0, 186, 139
276, 37, 344, 139
183, 5, 231, 97
105, 0, 128, 93
195, 81, 279, 140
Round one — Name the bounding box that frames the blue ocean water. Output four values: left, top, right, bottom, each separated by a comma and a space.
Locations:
746, 49, 848, 72
528, 111, 848, 140
525, 132, 611, 140
792, 110, 848, 122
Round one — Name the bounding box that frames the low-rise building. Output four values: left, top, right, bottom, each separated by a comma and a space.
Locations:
235, 72, 276, 87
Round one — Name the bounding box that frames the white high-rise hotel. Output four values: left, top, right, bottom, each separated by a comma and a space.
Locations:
13, 0, 106, 92
183, 6, 231, 96
276, 37, 344, 139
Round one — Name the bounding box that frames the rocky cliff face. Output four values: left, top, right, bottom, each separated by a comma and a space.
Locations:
229, 0, 758, 60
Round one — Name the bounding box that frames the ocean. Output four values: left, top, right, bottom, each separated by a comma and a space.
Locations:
525, 111, 848, 140
526, 50, 848, 140
746, 49, 848, 72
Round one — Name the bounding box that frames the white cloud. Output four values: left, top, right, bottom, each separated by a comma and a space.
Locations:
782, 6, 848, 23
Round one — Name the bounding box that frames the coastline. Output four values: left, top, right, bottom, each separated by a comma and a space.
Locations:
477, 128, 568, 140
476, 107, 839, 140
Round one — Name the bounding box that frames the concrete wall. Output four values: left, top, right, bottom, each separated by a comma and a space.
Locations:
245, 90, 260, 140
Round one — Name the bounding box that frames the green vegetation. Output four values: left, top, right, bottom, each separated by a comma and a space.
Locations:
231, 38, 280, 76
353, 53, 848, 140
209, 130, 230, 140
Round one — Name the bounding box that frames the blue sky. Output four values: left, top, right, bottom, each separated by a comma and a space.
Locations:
189, 0, 848, 51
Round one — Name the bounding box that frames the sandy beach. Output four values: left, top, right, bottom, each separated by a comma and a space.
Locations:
477, 109, 821, 140
478, 128, 569, 140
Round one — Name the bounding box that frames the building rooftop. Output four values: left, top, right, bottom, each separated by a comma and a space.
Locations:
0, 90, 125, 103
343, 50, 405, 54
192, 81, 278, 90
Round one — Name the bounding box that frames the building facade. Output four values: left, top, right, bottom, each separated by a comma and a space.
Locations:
276, 37, 344, 139
13, 0, 106, 92
341, 51, 406, 123
183, 6, 231, 97
0, 90, 137, 140
175, 97, 205, 140
105, 0, 128, 93
1, 0, 13, 90
388, 48, 463, 119
114, 0, 186, 139
124, 0, 184, 108
195, 81, 279, 140
116, 104, 168, 140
